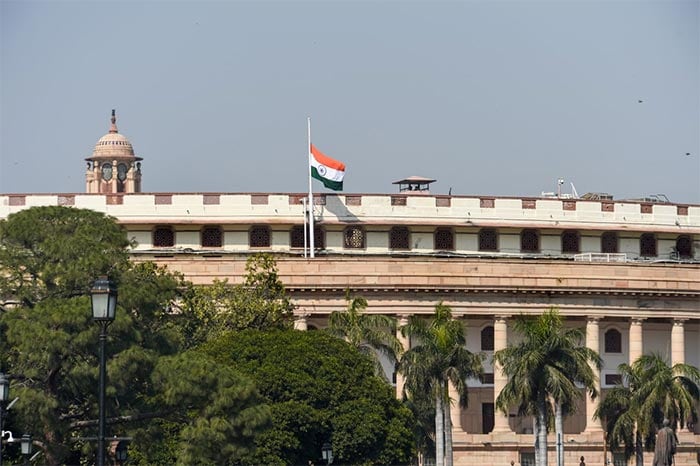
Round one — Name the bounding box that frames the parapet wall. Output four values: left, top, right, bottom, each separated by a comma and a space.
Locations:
1, 193, 699, 233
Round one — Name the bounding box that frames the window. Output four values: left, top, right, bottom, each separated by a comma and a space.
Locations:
152, 227, 174, 248
604, 329, 622, 353
434, 227, 454, 251
478, 229, 497, 251
605, 374, 622, 386
481, 326, 494, 351
676, 235, 692, 259
482, 403, 495, 434
389, 226, 410, 250
344, 226, 365, 249
561, 230, 580, 253
290, 225, 325, 249
640, 233, 656, 257
201, 226, 222, 248
290, 226, 305, 248
520, 452, 536, 466
521, 229, 540, 252
601, 232, 618, 253
481, 373, 494, 384
249, 225, 271, 248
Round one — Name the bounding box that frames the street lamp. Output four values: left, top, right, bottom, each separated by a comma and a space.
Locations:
91, 277, 118, 466
0, 372, 9, 466
20, 434, 32, 466
321, 442, 333, 465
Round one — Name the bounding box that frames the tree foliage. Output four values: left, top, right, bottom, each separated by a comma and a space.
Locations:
0, 206, 132, 307
202, 329, 416, 466
399, 303, 484, 466
494, 308, 601, 466
0, 207, 272, 465
328, 291, 402, 377
595, 353, 700, 466
181, 253, 294, 347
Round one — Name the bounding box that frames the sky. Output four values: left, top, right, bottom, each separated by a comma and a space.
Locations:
1, 0, 699, 203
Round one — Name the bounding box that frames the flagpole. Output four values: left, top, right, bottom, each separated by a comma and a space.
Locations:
302, 197, 308, 258
307, 117, 315, 258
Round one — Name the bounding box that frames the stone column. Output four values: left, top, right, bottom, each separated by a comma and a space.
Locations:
584, 317, 603, 433
492, 316, 512, 433
629, 318, 645, 364
293, 313, 308, 331
395, 314, 410, 399
671, 319, 686, 367
449, 316, 467, 433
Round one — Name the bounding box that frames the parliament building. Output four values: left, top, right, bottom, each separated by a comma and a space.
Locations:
1, 113, 699, 466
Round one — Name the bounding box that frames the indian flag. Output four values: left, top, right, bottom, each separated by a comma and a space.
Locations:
310, 144, 345, 191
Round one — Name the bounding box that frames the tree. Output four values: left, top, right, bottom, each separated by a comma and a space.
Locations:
181, 253, 294, 347
0, 206, 131, 307
328, 291, 403, 377
0, 207, 272, 464
595, 353, 700, 466
494, 308, 601, 466
399, 303, 484, 466
202, 329, 416, 466
146, 352, 271, 466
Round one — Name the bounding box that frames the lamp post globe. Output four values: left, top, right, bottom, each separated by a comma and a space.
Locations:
91, 277, 118, 466
0, 373, 8, 403
20, 434, 32, 466
91, 277, 118, 321
20, 434, 32, 455
321, 442, 333, 465
0, 372, 8, 466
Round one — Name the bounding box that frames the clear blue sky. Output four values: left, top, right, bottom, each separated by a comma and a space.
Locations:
1, 0, 699, 203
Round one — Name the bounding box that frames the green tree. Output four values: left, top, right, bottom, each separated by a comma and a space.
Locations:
328, 291, 403, 377
0, 206, 131, 307
147, 352, 271, 466
595, 353, 700, 466
203, 329, 416, 466
0, 207, 271, 465
181, 253, 294, 346
399, 303, 484, 466
494, 309, 601, 466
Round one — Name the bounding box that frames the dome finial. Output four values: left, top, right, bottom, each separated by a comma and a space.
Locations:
109, 109, 118, 134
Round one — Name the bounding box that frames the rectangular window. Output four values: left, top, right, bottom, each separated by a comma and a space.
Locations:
520, 452, 536, 466
605, 374, 622, 386
482, 403, 494, 434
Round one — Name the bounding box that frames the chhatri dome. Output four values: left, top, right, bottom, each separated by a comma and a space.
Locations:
85, 110, 143, 194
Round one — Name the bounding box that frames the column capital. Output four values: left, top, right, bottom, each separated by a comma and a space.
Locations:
586, 317, 601, 324
630, 317, 646, 325
494, 315, 509, 324
672, 318, 688, 326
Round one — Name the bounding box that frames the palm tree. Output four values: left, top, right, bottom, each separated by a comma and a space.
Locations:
595, 353, 700, 466
399, 303, 484, 466
327, 291, 403, 377
494, 308, 601, 466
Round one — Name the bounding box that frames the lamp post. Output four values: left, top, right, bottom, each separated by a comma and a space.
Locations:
91, 277, 118, 466
0, 372, 9, 466
20, 434, 32, 466
321, 442, 333, 466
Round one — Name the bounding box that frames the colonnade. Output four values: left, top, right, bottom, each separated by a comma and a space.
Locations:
294, 312, 692, 436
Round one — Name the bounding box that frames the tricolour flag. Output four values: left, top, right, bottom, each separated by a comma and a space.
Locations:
310, 144, 345, 191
